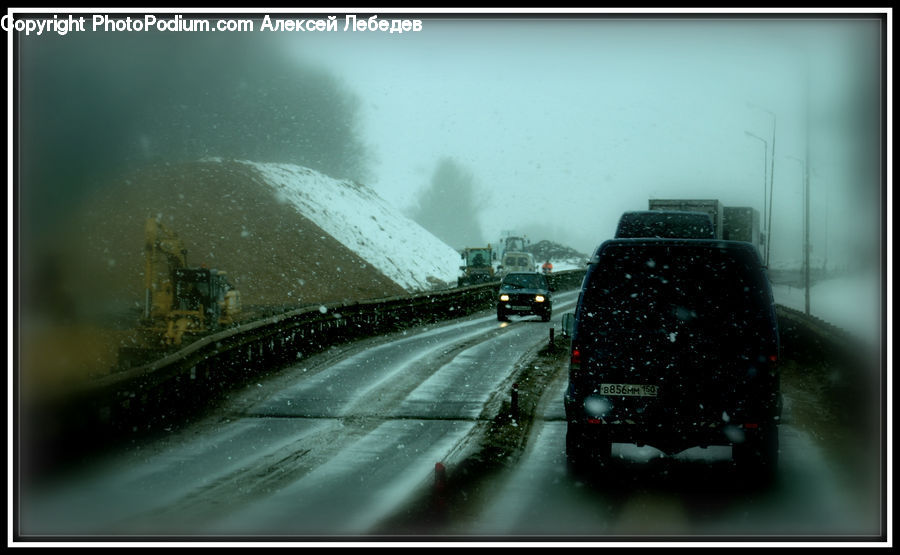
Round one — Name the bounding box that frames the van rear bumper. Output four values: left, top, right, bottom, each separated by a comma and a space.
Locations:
565, 390, 780, 454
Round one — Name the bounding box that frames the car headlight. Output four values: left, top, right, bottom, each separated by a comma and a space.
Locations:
499, 294, 510, 301
534, 295, 545, 303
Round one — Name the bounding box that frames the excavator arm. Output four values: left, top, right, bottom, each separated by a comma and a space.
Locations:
143, 218, 187, 321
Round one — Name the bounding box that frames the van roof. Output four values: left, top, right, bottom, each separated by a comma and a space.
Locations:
615, 210, 715, 239
590, 238, 763, 264
579, 238, 777, 340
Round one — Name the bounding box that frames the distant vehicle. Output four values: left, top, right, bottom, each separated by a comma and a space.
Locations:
648, 199, 724, 238
458, 245, 496, 287
498, 233, 529, 260
615, 210, 715, 239
647, 199, 763, 256
563, 238, 781, 480
142, 218, 241, 346
722, 206, 761, 245
499, 251, 536, 275
497, 272, 553, 322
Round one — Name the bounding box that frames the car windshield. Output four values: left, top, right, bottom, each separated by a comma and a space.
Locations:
506, 239, 525, 251
502, 273, 546, 289
466, 250, 490, 266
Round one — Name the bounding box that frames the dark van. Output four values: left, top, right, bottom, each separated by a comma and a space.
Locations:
564, 239, 781, 477
615, 210, 716, 239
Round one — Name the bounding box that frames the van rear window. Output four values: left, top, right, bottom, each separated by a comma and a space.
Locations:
505, 256, 530, 266
580, 244, 771, 335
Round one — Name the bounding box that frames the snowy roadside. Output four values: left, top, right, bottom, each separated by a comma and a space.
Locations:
771, 270, 883, 348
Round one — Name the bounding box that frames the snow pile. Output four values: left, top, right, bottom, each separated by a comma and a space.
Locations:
772, 270, 882, 347
547, 260, 587, 272
523, 239, 589, 272
240, 161, 461, 292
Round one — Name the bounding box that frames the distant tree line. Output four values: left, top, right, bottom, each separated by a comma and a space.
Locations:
408, 157, 486, 250
18, 29, 369, 237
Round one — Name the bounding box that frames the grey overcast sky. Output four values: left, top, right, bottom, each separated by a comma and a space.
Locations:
286, 11, 885, 266
11, 8, 886, 269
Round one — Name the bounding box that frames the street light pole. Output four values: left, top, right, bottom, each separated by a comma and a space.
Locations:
802, 50, 811, 316
748, 103, 777, 267
744, 130, 768, 263
787, 155, 810, 315
824, 188, 828, 274
804, 153, 811, 316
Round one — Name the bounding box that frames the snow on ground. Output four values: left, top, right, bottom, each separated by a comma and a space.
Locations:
771, 270, 884, 347
238, 161, 462, 293
549, 260, 586, 272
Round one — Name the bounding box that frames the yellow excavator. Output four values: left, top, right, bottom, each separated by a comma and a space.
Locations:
457, 245, 496, 287
143, 218, 241, 346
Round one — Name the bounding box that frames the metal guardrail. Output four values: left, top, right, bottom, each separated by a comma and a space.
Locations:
91, 268, 585, 402
774, 303, 878, 367
22, 270, 587, 471
25, 268, 864, 475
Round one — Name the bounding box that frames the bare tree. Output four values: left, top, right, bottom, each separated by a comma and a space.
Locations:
409, 157, 485, 250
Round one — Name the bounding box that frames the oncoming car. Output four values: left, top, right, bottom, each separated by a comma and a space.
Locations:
497, 272, 553, 322
563, 238, 781, 480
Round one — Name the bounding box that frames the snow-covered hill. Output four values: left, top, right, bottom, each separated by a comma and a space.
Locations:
22, 158, 467, 387
239, 160, 461, 293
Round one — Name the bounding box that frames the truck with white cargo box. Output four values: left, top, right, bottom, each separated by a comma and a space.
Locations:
648, 199, 723, 238
648, 199, 763, 259
722, 206, 761, 246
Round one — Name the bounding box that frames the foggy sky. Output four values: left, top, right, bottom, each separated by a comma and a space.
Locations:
287, 13, 884, 267
11, 9, 886, 270
16, 23, 369, 242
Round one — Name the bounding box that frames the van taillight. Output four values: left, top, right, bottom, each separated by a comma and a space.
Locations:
571, 347, 581, 365
766, 353, 778, 376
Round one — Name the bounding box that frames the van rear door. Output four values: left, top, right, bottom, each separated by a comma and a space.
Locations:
574, 240, 778, 423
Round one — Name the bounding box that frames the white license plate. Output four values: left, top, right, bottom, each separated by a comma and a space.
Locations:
600, 383, 659, 397
511, 305, 531, 311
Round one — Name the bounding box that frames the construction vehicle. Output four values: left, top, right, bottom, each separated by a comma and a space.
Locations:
457, 245, 497, 287
143, 218, 240, 346
498, 232, 529, 260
